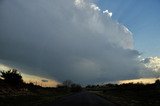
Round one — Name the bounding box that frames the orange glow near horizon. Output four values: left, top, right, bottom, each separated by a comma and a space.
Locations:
0, 64, 60, 87
118, 78, 160, 84
22, 74, 60, 87
1, 64, 159, 87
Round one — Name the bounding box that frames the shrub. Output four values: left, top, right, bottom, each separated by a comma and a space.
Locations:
0, 69, 23, 86
71, 84, 82, 92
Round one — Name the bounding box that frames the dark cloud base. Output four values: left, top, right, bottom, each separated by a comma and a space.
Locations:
0, 0, 142, 84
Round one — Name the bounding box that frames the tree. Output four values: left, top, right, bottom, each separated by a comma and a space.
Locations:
63, 80, 73, 88
155, 79, 160, 89
155, 79, 160, 85
0, 69, 23, 86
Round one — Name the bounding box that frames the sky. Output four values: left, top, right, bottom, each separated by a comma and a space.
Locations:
97, 0, 160, 57
0, 0, 160, 86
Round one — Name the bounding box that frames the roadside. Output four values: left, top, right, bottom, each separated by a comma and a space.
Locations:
0, 88, 72, 106
90, 88, 160, 106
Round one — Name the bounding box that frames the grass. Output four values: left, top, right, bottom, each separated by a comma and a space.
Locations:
0, 91, 71, 106
94, 89, 160, 106
86, 81, 160, 105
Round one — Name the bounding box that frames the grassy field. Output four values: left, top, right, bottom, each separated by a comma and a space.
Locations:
0, 87, 72, 106
0, 79, 71, 106
95, 89, 160, 106
87, 83, 160, 106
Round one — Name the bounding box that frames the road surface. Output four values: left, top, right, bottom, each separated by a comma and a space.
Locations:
48, 91, 115, 106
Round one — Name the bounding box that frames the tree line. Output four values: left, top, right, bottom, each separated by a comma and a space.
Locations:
0, 69, 82, 92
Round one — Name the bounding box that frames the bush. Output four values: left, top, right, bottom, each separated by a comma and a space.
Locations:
56, 84, 69, 92
71, 84, 82, 92
0, 69, 23, 86
56, 80, 82, 92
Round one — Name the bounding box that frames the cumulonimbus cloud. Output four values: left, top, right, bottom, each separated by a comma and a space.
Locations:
140, 57, 160, 78
0, 0, 142, 84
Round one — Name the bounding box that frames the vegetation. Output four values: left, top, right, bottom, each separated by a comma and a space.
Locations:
0, 69, 82, 106
1, 68, 160, 106
57, 80, 82, 93
0, 69, 23, 87
86, 80, 160, 106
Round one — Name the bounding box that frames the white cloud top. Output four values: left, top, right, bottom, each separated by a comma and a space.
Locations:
143, 57, 160, 72
103, 9, 113, 17
90, 3, 101, 11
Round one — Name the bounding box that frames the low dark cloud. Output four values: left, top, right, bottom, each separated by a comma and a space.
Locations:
41, 79, 49, 82
0, 0, 143, 84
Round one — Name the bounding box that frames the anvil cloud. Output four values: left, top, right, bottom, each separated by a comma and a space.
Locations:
0, 0, 142, 84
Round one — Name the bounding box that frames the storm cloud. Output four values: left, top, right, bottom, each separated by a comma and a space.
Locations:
0, 0, 142, 84
140, 57, 160, 78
